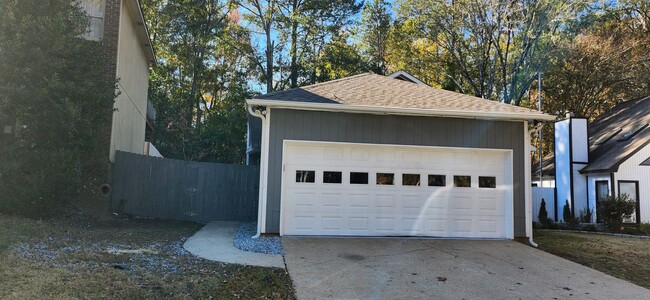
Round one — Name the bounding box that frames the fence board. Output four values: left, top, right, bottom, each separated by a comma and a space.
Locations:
111, 151, 259, 222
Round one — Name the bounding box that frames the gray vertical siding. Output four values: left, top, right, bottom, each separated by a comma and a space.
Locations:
266, 109, 527, 236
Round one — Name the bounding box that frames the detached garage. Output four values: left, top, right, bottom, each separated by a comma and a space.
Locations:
247, 73, 554, 239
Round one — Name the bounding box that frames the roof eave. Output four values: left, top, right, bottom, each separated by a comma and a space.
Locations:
125, 0, 156, 66
247, 99, 556, 122
580, 138, 650, 175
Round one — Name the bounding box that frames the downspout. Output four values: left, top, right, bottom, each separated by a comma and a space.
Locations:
248, 104, 266, 238
527, 122, 544, 248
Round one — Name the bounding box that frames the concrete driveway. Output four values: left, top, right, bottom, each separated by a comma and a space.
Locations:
282, 238, 649, 300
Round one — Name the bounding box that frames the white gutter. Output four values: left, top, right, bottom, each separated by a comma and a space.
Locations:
526, 122, 542, 248
246, 99, 556, 122
248, 104, 268, 239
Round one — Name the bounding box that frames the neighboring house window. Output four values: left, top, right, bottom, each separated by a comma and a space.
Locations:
79, 0, 105, 40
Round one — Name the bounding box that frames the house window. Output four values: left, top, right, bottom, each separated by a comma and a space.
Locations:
478, 176, 496, 188
402, 174, 420, 186
350, 172, 368, 184
428, 175, 446, 187
295, 170, 315, 183
618, 181, 639, 224
79, 0, 105, 40
376, 173, 394, 185
453, 176, 471, 187
595, 180, 609, 223
323, 171, 342, 184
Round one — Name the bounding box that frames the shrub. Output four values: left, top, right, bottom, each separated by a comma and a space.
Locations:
599, 195, 636, 232
538, 199, 549, 228
581, 224, 598, 232
623, 227, 641, 235
639, 222, 650, 235
562, 200, 572, 223
0, 0, 114, 216
562, 200, 579, 228
546, 221, 560, 230
578, 208, 594, 224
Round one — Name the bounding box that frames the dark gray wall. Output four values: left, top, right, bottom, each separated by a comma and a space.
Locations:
266, 109, 527, 236
112, 151, 259, 222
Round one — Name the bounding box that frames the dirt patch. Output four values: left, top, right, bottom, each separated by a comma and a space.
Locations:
0, 213, 295, 299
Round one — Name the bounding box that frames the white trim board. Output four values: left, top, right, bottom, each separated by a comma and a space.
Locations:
247, 99, 556, 122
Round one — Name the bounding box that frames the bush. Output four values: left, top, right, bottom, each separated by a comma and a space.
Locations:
562, 200, 579, 228
621, 226, 642, 235
546, 221, 560, 230
0, 0, 114, 216
639, 222, 650, 235
538, 199, 550, 227
0, 148, 81, 217
581, 224, 597, 232
578, 208, 594, 224
599, 195, 636, 232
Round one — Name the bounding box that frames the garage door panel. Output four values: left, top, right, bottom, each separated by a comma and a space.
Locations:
349, 217, 369, 231
450, 218, 474, 233
321, 216, 344, 230
282, 142, 512, 238
424, 218, 448, 233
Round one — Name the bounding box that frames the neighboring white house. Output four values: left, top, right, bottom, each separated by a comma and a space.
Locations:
535, 96, 650, 223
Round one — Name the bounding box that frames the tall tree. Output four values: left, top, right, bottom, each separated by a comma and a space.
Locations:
385, 18, 450, 88
397, 0, 589, 105
359, 0, 392, 75
540, 0, 650, 119
142, 0, 253, 163
314, 30, 367, 82
281, 0, 362, 87
236, 0, 279, 93
0, 0, 115, 214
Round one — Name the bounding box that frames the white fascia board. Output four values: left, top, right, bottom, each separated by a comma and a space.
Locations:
125, 0, 156, 65
246, 99, 556, 122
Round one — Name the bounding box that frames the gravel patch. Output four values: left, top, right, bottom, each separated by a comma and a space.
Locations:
233, 223, 283, 254
15, 236, 194, 274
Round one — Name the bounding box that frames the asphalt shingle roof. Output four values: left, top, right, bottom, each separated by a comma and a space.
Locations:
581, 95, 650, 173
253, 73, 547, 116
534, 95, 650, 174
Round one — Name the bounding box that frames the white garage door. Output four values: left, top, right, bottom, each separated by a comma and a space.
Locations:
281, 141, 513, 238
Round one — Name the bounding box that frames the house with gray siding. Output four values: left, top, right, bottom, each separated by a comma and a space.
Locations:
247, 72, 554, 241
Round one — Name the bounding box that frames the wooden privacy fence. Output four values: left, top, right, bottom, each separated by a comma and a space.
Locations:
111, 151, 259, 222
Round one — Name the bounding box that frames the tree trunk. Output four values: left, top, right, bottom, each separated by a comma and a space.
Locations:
289, 12, 299, 88
266, 29, 274, 93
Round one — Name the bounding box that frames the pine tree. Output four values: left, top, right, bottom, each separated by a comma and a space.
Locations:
538, 198, 549, 227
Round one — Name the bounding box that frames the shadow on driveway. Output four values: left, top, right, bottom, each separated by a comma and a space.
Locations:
283, 238, 649, 299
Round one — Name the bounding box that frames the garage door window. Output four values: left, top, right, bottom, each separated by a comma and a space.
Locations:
428, 175, 446, 186
454, 175, 471, 187
376, 173, 394, 185
296, 170, 315, 183
402, 174, 420, 186
350, 172, 369, 184
479, 176, 496, 188
323, 171, 342, 184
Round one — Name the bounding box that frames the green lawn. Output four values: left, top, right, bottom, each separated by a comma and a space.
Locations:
0, 213, 295, 299
534, 230, 650, 289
